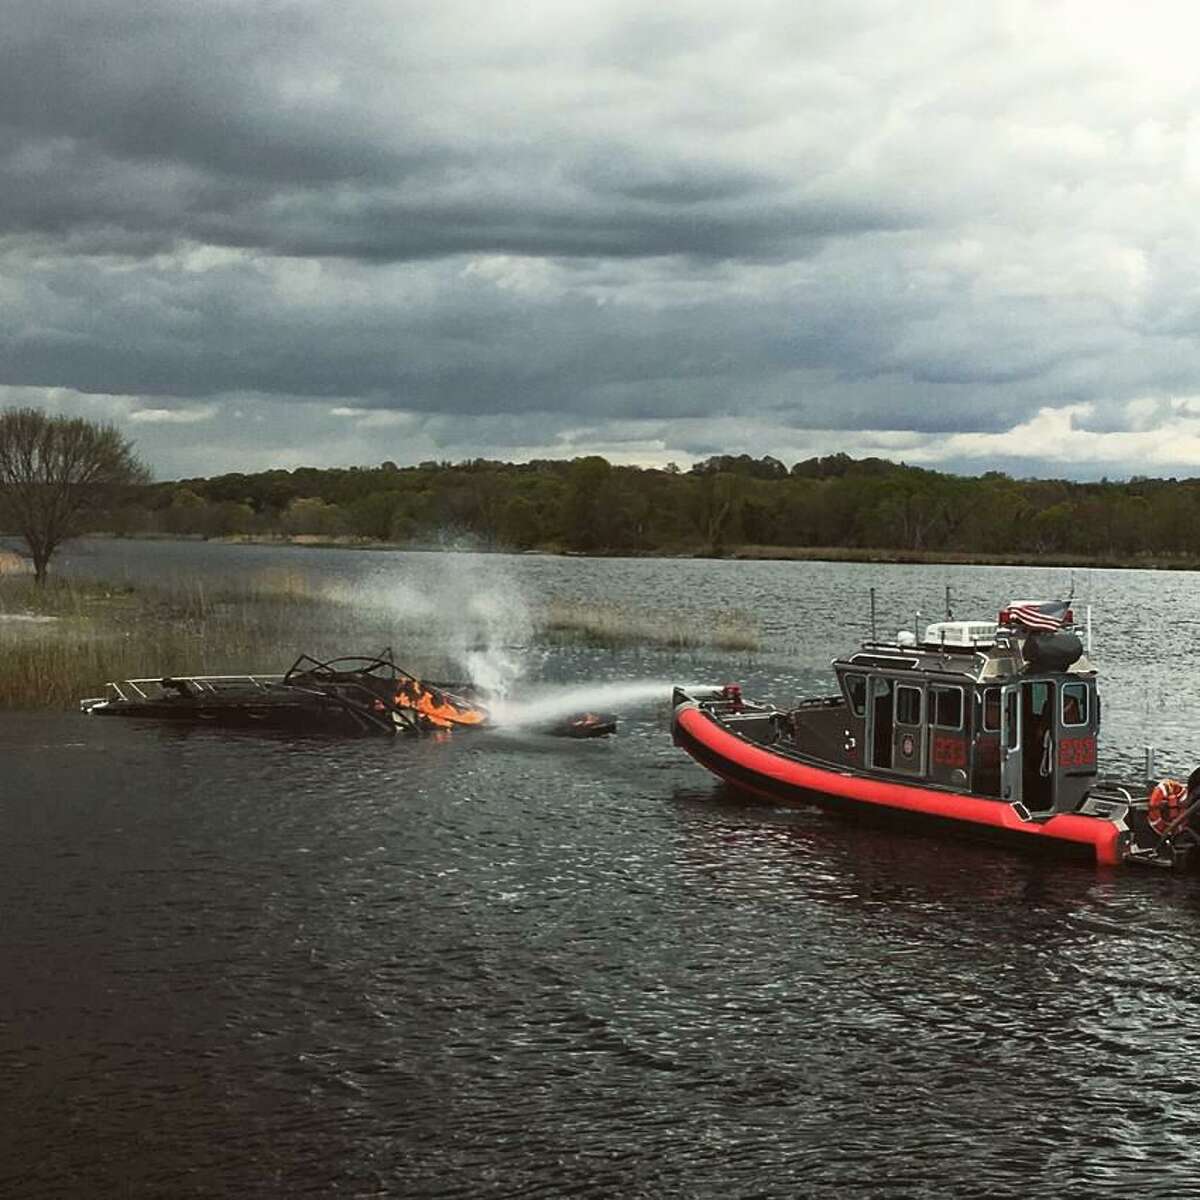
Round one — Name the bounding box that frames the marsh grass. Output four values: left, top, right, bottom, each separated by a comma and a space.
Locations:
0, 570, 761, 710
0, 570, 347, 710
537, 598, 759, 652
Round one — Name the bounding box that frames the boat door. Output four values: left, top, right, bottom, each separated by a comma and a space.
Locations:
867, 677, 894, 769
999, 684, 1021, 802
890, 682, 925, 776
1021, 680, 1056, 815
866, 677, 924, 775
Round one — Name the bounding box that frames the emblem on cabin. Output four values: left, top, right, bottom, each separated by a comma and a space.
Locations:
901, 733, 915, 758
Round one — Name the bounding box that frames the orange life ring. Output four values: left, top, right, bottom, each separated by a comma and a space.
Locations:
1148, 778, 1188, 835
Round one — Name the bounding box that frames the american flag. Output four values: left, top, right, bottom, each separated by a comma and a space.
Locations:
1004, 600, 1072, 632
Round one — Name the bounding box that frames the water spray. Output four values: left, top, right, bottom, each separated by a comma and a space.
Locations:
460, 589, 533, 699
488, 680, 675, 729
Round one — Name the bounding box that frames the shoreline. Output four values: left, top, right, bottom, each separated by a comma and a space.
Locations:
64, 532, 1200, 573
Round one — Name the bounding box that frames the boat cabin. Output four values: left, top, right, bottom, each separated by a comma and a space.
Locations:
802, 618, 1098, 816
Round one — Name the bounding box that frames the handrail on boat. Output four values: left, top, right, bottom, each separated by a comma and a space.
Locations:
103, 673, 285, 698
112, 673, 284, 685
1090, 782, 1137, 806
79, 648, 449, 736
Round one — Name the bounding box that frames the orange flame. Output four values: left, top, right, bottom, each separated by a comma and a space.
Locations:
394, 679, 488, 728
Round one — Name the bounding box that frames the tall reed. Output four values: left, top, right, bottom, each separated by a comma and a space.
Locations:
0, 570, 761, 710
536, 598, 759, 652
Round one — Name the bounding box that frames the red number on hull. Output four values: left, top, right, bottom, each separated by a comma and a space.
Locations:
933, 736, 966, 768
1059, 737, 1096, 769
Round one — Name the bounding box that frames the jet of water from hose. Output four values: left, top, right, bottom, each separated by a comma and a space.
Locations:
488, 681, 675, 728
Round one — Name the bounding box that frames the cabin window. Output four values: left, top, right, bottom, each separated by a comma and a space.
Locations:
1004, 690, 1019, 750
896, 685, 923, 726
931, 685, 963, 730
1062, 682, 1089, 727
982, 687, 1001, 732
844, 673, 867, 717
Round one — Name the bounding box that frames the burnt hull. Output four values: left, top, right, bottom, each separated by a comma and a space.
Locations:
80, 652, 469, 737
92, 698, 621, 739
673, 701, 1126, 866
84, 651, 620, 741
87, 690, 395, 736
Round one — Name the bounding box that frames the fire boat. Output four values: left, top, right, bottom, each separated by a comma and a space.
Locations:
80, 649, 617, 739
672, 600, 1200, 869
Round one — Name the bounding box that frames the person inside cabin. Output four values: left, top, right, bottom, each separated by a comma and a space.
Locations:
872, 680, 894, 769
1023, 685, 1055, 811
1063, 693, 1082, 725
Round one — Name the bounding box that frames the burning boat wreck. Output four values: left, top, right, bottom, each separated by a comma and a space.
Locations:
672, 600, 1200, 869
80, 649, 617, 739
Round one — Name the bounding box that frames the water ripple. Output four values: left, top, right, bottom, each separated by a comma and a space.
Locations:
5, 553, 1200, 1195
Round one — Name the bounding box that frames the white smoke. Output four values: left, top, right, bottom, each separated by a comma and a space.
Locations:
310, 553, 675, 712
459, 588, 534, 698
318, 570, 438, 621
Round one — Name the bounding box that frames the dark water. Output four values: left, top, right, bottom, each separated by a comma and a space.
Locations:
4, 543, 1200, 1196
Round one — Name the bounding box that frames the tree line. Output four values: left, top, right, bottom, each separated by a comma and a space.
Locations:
91, 451, 1200, 562
7, 404, 1200, 580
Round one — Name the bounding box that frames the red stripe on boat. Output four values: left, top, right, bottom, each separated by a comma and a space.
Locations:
676, 705, 1123, 866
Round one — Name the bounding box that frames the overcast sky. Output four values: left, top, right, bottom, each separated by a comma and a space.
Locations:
3, 1, 1200, 481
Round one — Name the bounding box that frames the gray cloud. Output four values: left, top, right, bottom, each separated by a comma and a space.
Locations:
4, 1, 1200, 479
1, 1, 913, 263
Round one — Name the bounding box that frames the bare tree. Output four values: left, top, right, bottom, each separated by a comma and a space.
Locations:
0, 408, 151, 584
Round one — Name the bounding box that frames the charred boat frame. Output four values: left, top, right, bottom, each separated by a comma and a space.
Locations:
80, 649, 462, 736
80, 648, 617, 739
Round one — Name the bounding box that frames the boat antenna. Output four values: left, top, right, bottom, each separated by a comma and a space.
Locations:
870, 587, 877, 642
945, 585, 953, 619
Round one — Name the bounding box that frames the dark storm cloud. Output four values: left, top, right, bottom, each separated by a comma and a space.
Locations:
4, 247, 976, 429
1, 2, 402, 183
0, 0, 912, 265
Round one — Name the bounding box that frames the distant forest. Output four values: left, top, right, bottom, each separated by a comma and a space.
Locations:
86, 453, 1200, 563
